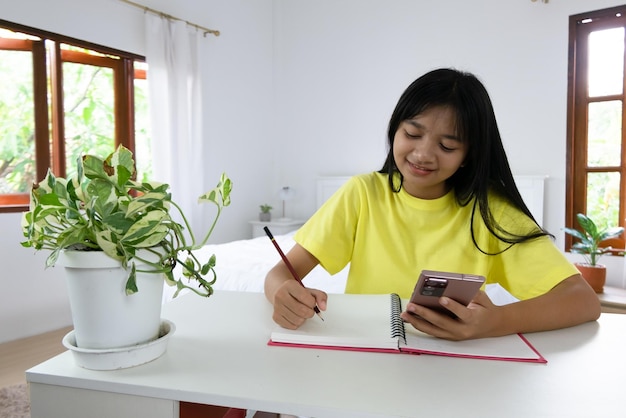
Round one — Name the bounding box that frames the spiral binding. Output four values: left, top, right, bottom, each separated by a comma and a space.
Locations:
390, 293, 406, 345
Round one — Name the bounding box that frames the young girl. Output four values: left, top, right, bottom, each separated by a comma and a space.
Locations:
264, 68, 600, 340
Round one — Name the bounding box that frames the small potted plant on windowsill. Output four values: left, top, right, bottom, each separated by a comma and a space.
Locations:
563, 213, 624, 293
21, 145, 232, 367
259, 204, 272, 222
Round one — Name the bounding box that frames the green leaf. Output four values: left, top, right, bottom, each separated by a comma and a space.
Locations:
109, 145, 135, 177
87, 178, 118, 217
121, 211, 168, 245
95, 230, 122, 260
101, 212, 135, 235
116, 164, 132, 189
82, 153, 108, 181
562, 227, 584, 241
198, 173, 232, 207
46, 248, 62, 268
126, 191, 168, 218
164, 270, 177, 287
125, 263, 138, 295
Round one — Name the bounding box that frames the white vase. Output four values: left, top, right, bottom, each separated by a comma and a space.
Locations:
59, 250, 164, 349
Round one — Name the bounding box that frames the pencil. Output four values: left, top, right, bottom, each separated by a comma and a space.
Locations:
263, 226, 324, 321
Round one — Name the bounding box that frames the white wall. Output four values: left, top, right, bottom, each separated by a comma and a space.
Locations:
0, 0, 276, 343
1, 0, 625, 343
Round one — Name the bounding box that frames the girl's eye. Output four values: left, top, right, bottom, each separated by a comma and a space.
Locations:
440, 143, 456, 152
404, 130, 422, 139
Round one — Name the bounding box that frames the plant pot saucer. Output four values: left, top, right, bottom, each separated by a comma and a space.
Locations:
62, 319, 175, 370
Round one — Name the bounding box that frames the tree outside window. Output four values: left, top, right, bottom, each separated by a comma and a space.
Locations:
0, 20, 150, 213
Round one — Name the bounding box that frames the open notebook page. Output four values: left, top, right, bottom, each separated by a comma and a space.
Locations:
270, 294, 398, 350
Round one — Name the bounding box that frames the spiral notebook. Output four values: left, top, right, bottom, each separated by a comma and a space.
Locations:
269, 293, 546, 363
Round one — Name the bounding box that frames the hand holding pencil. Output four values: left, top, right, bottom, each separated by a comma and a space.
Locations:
264, 227, 324, 321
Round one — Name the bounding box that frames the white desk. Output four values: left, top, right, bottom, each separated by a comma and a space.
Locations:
27, 291, 625, 418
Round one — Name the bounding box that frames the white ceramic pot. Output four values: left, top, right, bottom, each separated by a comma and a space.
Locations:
59, 250, 164, 349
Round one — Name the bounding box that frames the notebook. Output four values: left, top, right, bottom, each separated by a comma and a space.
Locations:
269, 293, 546, 363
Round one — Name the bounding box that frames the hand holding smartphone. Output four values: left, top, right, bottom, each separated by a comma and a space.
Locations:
409, 270, 485, 317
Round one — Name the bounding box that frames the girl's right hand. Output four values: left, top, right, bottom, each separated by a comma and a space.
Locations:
271, 280, 327, 329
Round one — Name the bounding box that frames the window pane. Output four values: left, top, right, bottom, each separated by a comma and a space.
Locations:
0, 49, 35, 194
588, 27, 624, 97
587, 100, 622, 167
586, 172, 620, 230
133, 62, 152, 182
63, 61, 115, 177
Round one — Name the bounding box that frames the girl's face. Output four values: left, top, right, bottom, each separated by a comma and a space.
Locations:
393, 105, 467, 199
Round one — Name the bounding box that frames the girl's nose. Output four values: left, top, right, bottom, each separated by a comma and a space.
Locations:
412, 138, 435, 162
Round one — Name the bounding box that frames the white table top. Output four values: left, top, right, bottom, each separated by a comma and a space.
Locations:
27, 290, 626, 418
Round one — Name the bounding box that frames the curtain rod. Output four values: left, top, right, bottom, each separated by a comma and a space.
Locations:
120, 0, 220, 37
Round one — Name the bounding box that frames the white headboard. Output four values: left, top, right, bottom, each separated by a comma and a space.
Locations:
316, 176, 352, 209
316, 175, 546, 226
513, 175, 546, 226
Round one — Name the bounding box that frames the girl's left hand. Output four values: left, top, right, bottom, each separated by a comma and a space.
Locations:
400, 290, 502, 340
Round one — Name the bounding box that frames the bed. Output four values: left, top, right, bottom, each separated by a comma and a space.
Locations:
164, 175, 546, 304
163, 177, 351, 302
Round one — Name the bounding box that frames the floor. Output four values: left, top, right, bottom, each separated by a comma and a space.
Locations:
0, 326, 71, 388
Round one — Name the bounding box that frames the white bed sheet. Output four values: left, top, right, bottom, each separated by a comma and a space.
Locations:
163, 230, 348, 302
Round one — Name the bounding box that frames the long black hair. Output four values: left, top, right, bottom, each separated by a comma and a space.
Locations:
379, 68, 550, 253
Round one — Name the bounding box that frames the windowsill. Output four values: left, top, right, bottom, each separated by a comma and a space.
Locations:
598, 286, 626, 313
0, 205, 28, 214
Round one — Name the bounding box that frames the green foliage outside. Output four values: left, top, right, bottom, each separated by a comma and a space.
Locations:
0, 46, 151, 196
586, 100, 622, 231
0, 49, 35, 194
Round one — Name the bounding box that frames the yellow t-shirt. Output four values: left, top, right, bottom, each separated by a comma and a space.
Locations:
295, 172, 578, 300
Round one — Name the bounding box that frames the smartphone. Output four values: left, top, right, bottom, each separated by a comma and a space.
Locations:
409, 270, 485, 316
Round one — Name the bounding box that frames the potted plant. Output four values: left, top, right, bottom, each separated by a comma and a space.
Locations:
259, 204, 272, 222
563, 213, 624, 293
21, 145, 232, 356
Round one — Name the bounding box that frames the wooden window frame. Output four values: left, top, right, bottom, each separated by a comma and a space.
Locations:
0, 20, 144, 213
566, 5, 626, 253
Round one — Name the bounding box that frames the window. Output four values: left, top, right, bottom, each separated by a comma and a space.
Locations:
566, 5, 626, 252
0, 20, 149, 213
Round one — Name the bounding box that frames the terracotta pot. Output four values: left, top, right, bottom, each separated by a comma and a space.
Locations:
574, 263, 606, 293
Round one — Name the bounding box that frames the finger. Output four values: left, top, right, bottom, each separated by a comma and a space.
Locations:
285, 287, 318, 317
274, 303, 309, 329
404, 301, 455, 322
402, 303, 453, 328
309, 289, 328, 311
468, 290, 491, 307
274, 296, 314, 329
400, 310, 456, 340
438, 297, 468, 320
273, 286, 315, 328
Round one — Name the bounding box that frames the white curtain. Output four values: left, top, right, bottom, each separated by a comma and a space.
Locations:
145, 13, 204, 236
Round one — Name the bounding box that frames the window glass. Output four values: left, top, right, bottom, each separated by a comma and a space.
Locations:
62, 60, 115, 179
0, 21, 148, 211
133, 62, 152, 182
0, 49, 35, 194
587, 100, 622, 167
586, 171, 620, 230
588, 27, 624, 97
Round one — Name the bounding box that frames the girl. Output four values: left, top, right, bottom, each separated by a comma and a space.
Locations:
264, 68, 600, 340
